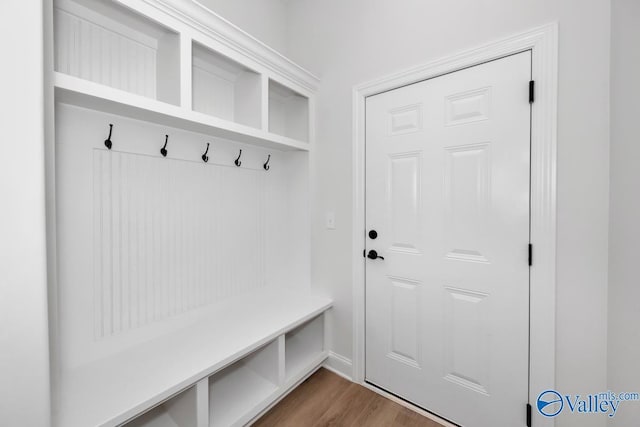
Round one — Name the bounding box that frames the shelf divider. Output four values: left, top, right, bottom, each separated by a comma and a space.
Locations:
196, 378, 209, 427
277, 335, 286, 386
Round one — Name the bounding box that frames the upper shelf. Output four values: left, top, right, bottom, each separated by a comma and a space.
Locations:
54, 0, 181, 105
55, 72, 311, 151
52, 0, 317, 152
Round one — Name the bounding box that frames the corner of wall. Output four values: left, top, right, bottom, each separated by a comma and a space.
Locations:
323, 351, 353, 381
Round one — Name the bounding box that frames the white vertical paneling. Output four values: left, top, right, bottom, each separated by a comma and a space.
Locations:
111, 153, 122, 334
109, 31, 120, 91
128, 156, 139, 330
119, 36, 128, 94
149, 49, 158, 100
143, 156, 153, 326
54, 10, 68, 74
180, 35, 193, 109
54, 8, 157, 99
121, 154, 131, 331
69, 12, 80, 77
79, 19, 90, 80
94, 151, 267, 338
192, 65, 236, 121
93, 152, 103, 338
89, 23, 99, 84
100, 151, 113, 336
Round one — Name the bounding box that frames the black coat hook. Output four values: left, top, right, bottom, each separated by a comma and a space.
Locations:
104, 124, 113, 150
263, 154, 271, 171
234, 149, 242, 167
202, 143, 210, 163
160, 135, 169, 157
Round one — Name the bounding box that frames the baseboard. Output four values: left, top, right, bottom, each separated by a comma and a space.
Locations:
323, 351, 353, 381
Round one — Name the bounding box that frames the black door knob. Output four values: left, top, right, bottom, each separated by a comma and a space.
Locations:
368, 230, 378, 239
367, 250, 384, 260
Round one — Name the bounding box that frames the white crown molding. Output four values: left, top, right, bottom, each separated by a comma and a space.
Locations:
142, 0, 320, 92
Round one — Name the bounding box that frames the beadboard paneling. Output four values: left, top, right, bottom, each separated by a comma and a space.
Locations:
55, 103, 308, 370
192, 65, 235, 121
54, 7, 157, 99
93, 150, 265, 338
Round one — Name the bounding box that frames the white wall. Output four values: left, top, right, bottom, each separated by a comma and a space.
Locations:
196, 0, 288, 53
0, 0, 51, 425
608, 1, 640, 425
285, 1, 611, 426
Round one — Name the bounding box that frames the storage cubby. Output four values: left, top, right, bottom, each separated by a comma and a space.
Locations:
192, 42, 262, 128
208, 340, 279, 427
285, 315, 325, 380
124, 386, 197, 427
54, 0, 180, 105
269, 80, 310, 142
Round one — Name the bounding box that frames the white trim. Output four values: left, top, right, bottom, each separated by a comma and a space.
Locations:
352, 23, 558, 427
323, 351, 353, 381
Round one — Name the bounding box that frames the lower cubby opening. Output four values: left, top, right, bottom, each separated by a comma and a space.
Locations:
285, 315, 324, 381
124, 386, 197, 427
209, 339, 279, 427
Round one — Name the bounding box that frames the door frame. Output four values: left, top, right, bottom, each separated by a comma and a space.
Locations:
351, 24, 558, 427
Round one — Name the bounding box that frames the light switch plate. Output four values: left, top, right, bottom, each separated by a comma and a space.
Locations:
326, 212, 336, 229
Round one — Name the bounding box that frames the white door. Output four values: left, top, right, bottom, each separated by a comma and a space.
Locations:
365, 52, 531, 427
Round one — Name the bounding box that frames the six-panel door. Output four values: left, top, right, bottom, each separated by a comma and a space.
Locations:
365, 51, 532, 427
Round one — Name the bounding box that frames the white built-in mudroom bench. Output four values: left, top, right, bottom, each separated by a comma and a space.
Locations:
47, 0, 331, 426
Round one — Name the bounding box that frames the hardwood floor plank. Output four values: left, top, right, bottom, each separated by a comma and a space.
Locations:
254, 370, 337, 426
252, 368, 444, 427
276, 371, 349, 426
353, 394, 399, 427
312, 383, 376, 426
394, 407, 442, 427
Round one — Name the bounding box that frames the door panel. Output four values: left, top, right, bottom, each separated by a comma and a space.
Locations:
389, 152, 422, 253
365, 52, 531, 427
389, 277, 421, 367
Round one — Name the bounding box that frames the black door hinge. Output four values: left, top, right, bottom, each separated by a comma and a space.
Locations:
526, 403, 532, 427
528, 244, 533, 266
363, 249, 366, 258
529, 80, 535, 103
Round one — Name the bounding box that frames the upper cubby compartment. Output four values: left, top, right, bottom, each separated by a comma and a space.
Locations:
269, 80, 310, 142
192, 42, 262, 129
53, 0, 180, 105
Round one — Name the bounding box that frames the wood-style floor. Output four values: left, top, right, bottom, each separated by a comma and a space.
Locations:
253, 368, 444, 427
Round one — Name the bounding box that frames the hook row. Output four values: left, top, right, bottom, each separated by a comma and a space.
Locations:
103, 124, 271, 170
